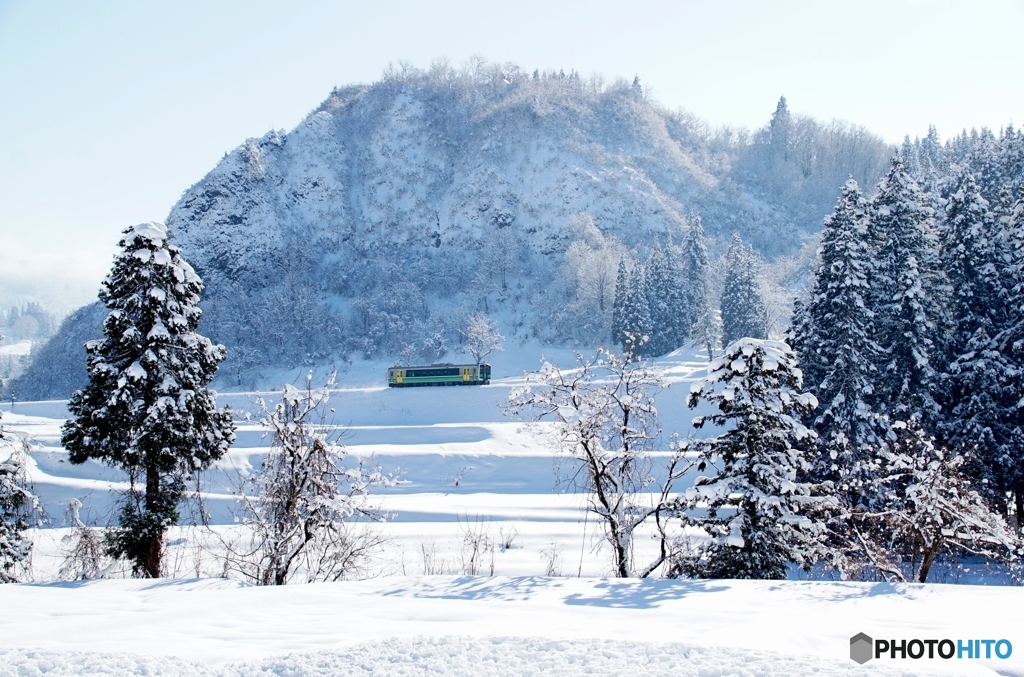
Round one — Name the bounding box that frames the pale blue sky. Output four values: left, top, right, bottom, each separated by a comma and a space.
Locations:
1, 0, 1022, 311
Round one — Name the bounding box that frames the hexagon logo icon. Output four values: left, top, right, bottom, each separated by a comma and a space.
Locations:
850, 632, 873, 664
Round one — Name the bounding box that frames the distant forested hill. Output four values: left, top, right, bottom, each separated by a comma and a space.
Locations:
19, 61, 893, 396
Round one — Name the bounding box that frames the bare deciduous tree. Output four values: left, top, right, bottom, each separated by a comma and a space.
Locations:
506, 345, 686, 577
227, 374, 393, 585
462, 313, 504, 365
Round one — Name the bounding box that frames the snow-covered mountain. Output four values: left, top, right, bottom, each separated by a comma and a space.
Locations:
17, 63, 892, 397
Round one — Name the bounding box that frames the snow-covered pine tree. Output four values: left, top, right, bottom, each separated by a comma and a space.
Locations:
61, 222, 235, 578
643, 246, 673, 356
1, 421, 37, 583
680, 215, 710, 343
941, 170, 1003, 345
690, 297, 722, 360
721, 234, 768, 345
867, 155, 945, 431
620, 263, 653, 356
969, 128, 1004, 204
789, 179, 887, 493
1000, 125, 1024, 201
662, 241, 691, 353
611, 258, 629, 348
993, 198, 1024, 525
769, 96, 792, 163
900, 136, 921, 178
681, 339, 821, 579
937, 169, 1022, 511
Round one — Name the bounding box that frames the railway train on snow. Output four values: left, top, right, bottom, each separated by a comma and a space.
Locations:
386, 363, 492, 387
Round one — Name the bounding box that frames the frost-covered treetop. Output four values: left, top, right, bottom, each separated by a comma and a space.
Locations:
107, 222, 201, 294
125, 221, 169, 245
690, 338, 817, 429
697, 338, 808, 386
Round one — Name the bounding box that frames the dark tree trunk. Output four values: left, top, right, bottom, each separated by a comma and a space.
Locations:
1015, 485, 1024, 535
143, 466, 163, 578
917, 536, 941, 583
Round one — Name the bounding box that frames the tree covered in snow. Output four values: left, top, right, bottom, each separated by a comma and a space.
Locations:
61, 222, 235, 578
768, 96, 792, 163
680, 215, 711, 341
936, 170, 1023, 510
617, 263, 654, 356
788, 179, 887, 494
867, 154, 945, 430
0, 419, 37, 583
680, 339, 821, 580
57, 498, 109, 581
461, 313, 504, 365
690, 297, 722, 360
988, 197, 1024, 523
846, 422, 1019, 583
506, 347, 685, 578
721, 234, 768, 345
608, 231, 709, 360
558, 212, 627, 343
228, 374, 392, 585
611, 258, 630, 349
643, 246, 676, 356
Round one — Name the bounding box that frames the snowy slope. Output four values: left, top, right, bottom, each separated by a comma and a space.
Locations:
4, 346, 711, 528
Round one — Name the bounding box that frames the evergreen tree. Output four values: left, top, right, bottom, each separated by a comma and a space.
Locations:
769, 96, 792, 162
0, 420, 36, 583
790, 179, 887, 492
867, 155, 944, 430
611, 258, 629, 347
662, 240, 691, 352
900, 135, 921, 178
721, 234, 768, 345
992, 198, 1024, 524
62, 223, 235, 577
690, 297, 722, 360
941, 170, 1003, 344
969, 128, 1003, 203
681, 339, 821, 579
643, 246, 673, 355
680, 216, 710, 342
938, 168, 1018, 504
1000, 125, 1024, 201
620, 263, 652, 355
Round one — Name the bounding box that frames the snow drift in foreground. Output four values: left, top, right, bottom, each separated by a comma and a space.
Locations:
0, 576, 1020, 676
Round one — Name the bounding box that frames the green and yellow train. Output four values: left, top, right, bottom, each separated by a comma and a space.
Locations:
386, 363, 492, 387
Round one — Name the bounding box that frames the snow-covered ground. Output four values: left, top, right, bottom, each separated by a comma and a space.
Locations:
0, 340, 32, 357
2, 347, 1023, 675
4, 576, 1022, 676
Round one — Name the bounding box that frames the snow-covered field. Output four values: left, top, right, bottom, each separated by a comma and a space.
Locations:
4, 576, 1022, 676
2, 348, 1023, 675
